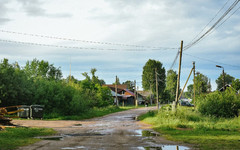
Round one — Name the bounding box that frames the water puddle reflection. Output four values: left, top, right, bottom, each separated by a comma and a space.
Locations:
142, 145, 189, 150
61, 146, 85, 149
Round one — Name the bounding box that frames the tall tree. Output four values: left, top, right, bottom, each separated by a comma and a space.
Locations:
113, 76, 120, 85
185, 84, 194, 98
142, 59, 166, 97
195, 72, 209, 95
216, 72, 234, 90
24, 59, 62, 80
232, 79, 240, 91
122, 80, 134, 91
165, 69, 177, 101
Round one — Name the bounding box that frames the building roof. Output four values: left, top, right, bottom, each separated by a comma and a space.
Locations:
137, 90, 152, 97
103, 84, 128, 90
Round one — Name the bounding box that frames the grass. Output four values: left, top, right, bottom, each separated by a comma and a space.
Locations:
139, 105, 240, 150
43, 105, 140, 120
0, 127, 56, 150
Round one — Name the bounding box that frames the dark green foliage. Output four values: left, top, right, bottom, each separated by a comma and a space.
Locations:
165, 69, 177, 102
122, 80, 134, 91
216, 72, 234, 90
142, 59, 166, 97
197, 88, 240, 118
195, 72, 209, 95
0, 58, 113, 117
232, 79, 240, 91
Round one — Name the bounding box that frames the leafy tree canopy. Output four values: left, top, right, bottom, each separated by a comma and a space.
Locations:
232, 79, 240, 92
142, 59, 166, 96
122, 80, 134, 91
165, 69, 177, 101
195, 72, 210, 95
216, 72, 234, 90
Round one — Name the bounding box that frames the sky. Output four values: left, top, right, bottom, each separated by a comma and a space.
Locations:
0, 0, 239, 91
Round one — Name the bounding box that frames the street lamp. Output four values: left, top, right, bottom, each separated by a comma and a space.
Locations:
216, 65, 225, 90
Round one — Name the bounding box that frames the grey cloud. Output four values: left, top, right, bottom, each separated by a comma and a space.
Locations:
0, 0, 11, 24
16, 0, 72, 18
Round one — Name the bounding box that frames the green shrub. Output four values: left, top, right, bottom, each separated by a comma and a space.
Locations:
197, 88, 240, 118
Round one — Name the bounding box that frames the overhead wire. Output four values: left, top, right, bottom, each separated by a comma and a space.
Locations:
0, 39, 178, 52
0, 29, 177, 50
189, 0, 231, 44
184, 0, 240, 51
183, 52, 240, 68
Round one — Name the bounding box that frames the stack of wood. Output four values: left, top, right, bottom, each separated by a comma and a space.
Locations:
0, 106, 23, 129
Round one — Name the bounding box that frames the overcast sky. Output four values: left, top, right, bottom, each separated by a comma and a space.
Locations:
0, 0, 239, 91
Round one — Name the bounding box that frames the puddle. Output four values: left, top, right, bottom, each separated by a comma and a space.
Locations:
134, 129, 160, 137
61, 146, 85, 149
142, 130, 160, 137
142, 145, 190, 150
36, 136, 63, 141
63, 133, 105, 137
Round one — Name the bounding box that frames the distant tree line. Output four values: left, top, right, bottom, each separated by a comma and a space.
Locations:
0, 58, 113, 116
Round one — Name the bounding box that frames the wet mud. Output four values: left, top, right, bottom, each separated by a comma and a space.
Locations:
14, 107, 191, 150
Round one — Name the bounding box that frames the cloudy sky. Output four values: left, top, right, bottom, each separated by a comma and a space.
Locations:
0, 0, 239, 90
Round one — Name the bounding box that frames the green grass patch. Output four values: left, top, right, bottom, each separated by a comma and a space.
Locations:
0, 127, 56, 150
139, 105, 240, 150
44, 105, 139, 120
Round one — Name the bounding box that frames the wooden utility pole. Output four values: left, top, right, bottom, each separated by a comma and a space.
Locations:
115, 76, 119, 106
177, 68, 193, 101
174, 41, 183, 110
193, 62, 196, 108
223, 69, 225, 91
69, 58, 71, 83
155, 68, 159, 110
134, 80, 137, 107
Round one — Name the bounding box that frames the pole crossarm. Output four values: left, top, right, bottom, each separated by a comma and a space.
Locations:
177, 68, 193, 102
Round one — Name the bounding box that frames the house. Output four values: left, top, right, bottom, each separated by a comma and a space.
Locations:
103, 84, 135, 105
103, 84, 150, 105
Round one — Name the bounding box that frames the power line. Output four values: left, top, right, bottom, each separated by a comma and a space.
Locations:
184, 0, 240, 51
0, 38, 178, 52
0, 29, 177, 50
183, 52, 240, 68
189, 0, 231, 44
169, 50, 180, 70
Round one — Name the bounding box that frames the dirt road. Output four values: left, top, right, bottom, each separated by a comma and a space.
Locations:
13, 107, 190, 150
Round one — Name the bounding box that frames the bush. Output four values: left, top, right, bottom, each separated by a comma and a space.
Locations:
197, 88, 240, 118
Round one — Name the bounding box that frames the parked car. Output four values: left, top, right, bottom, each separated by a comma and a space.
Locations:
179, 99, 194, 107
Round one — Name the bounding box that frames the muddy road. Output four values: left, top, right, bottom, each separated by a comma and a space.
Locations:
13, 107, 190, 150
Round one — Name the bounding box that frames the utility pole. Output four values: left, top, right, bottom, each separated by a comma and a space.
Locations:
69, 58, 71, 83
115, 76, 119, 106
193, 61, 196, 108
174, 41, 183, 110
223, 69, 225, 91
134, 80, 137, 107
155, 68, 159, 110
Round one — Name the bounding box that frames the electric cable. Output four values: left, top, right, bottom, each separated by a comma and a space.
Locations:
184, 0, 240, 51
0, 38, 178, 52
0, 29, 177, 50
183, 52, 240, 68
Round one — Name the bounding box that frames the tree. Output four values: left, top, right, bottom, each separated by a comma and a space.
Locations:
165, 69, 177, 101
113, 76, 120, 85
142, 59, 166, 97
232, 79, 240, 92
122, 80, 134, 91
195, 72, 209, 95
24, 59, 62, 80
216, 72, 234, 90
185, 84, 193, 98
